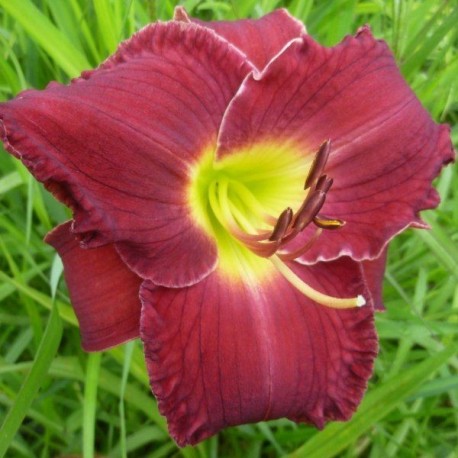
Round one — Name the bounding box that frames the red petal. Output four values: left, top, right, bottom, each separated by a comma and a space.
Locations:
140, 258, 377, 446
45, 221, 142, 351
174, 7, 305, 70
360, 249, 387, 311
217, 28, 455, 262
0, 21, 253, 287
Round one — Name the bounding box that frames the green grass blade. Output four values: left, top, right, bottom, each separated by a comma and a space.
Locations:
83, 352, 101, 458
288, 0, 314, 22
45, 0, 85, 53
49, 254, 63, 301
0, 304, 62, 458
401, 6, 458, 80
287, 343, 458, 458
0, 172, 22, 194
0, 271, 77, 325
119, 341, 135, 458
415, 216, 458, 280
93, 0, 122, 55
0, 57, 22, 96
0, 0, 91, 77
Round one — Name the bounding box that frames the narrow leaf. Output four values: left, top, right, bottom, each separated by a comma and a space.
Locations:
0, 172, 22, 194
0, 304, 62, 458
83, 352, 102, 458
0, 0, 90, 76
287, 343, 458, 458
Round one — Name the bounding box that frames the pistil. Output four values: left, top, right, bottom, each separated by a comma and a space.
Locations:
271, 256, 366, 309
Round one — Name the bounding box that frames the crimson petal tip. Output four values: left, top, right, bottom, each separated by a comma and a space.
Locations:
140, 258, 378, 446
45, 222, 142, 352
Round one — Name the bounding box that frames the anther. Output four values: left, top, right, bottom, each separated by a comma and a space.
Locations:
304, 139, 331, 189
269, 207, 293, 241
313, 215, 345, 230
314, 175, 333, 193
215, 138, 346, 265
292, 190, 326, 232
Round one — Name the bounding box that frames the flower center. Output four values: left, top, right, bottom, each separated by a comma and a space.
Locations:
188, 140, 365, 309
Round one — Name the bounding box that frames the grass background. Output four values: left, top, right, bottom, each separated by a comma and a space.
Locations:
0, 0, 457, 457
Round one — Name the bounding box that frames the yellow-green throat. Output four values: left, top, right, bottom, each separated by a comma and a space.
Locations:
188, 139, 365, 309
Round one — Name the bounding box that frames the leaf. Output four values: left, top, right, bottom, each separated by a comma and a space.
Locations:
0, 304, 63, 458
0, 0, 91, 77
0, 172, 22, 194
415, 215, 458, 281
287, 343, 458, 458
83, 352, 102, 458
49, 254, 64, 301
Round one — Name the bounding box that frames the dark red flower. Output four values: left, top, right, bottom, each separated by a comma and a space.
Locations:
0, 8, 453, 446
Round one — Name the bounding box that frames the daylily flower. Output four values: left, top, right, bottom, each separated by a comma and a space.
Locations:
0, 7, 453, 446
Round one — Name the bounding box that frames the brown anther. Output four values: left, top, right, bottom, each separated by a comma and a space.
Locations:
228, 137, 344, 261
315, 175, 333, 193
292, 190, 326, 232
304, 139, 331, 189
269, 207, 293, 241
313, 215, 345, 230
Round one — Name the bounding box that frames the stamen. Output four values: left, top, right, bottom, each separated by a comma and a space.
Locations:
304, 139, 331, 189
214, 178, 281, 258
278, 228, 323, 261
200, 140, 364, 309
242, 239, 280, 258
269, 208, 293, 241
313, 215, 345, 230
314, 175, 333, 193
271, 256, 365, 309
198, 138, 362, 309
227, 201, 271, 241
226, 180, 273, 223
206, 139, 347, 266
292, 190, 326, 232
215, 179, 265, 240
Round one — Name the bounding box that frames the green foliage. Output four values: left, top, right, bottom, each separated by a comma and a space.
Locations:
0, 0, 457, 456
